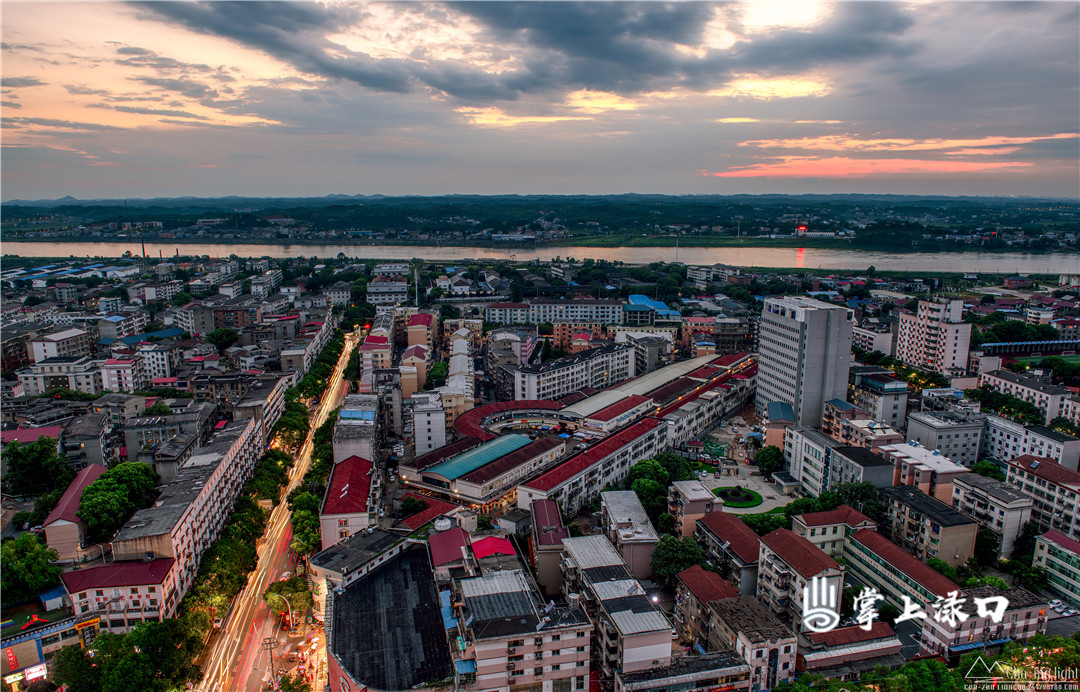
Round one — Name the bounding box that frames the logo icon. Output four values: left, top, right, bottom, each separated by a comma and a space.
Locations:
965, 656, 1006, 680
802, 575, 840, 633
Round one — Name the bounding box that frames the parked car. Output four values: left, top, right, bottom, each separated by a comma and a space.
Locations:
1049, 599, 1064, 608
699, 470, 708, 478
1063, 608, 1079, 617
714, 472, 721, 478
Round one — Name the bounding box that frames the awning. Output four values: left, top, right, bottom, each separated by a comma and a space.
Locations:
455, 660, 477, 674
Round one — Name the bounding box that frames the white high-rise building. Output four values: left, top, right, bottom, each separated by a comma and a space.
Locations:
896, 299, 972, 375
411, 392, 446, 456
756, 297, 853, 427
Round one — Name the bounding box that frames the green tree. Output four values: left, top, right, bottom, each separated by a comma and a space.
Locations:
278, 674, 312, 692
144, 401, 172, 416
649, 535, 704, 588
78, 462, 160, 542
2, 437, 74, 496
755, 445, 784, 476
401, 495, 429, 516
477, 515, 494, 530
927, 557, 958, 582
653, 452, 694, 482
1, 533, 62, 607
439, 303, 461, 320
833, 481, 884, 520
630, 478, 667, 521
206, 327, 239, 352
625, 459, 669, 487
50, 644, 102, 692
264, 576, 315, 622
974, 527, 1001, 566
425, 361, 449, 389
28, 486, 66, 526
971, 459, 1006, 481
657, 513, 677, 534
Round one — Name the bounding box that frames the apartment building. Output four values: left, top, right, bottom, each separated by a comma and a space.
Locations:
982, 414, 1080, 471
896, 299, 971, 375
783, 426, 840, 497
827, 446, 894, 489
319, 455, 376, 550
560, 536, 672, 677
757, 529, 844, 628
879, 485, 977, 567
530, 499, 570, 596
101, 357, 150, 393
880, 442, 969, 503
905, 410, 985, 467
837, 418, 904, 451
673, 565, 738, 649
844, 529, 960, 610
848, 371, 909, 431
516, 417, 667, 515
707, 597, 796, 691
98, 312, 149, 340
799, 623, 905, 680
18, 356, 104, 396
98, 419, 262, 626
1034, 530, 1080, 607
61, 559, 179, 635
412, 392, 447, 456
978, 369, 1070, 424
60, 413, 111, 470
852, 321, 896, 356
600, 491, 659, 580
28, 328, 94, 363
615, 653, 751, 692
921, 585, 1046, 660
791, 505, 877, 559
951, 473, 1033, 557
821, 399, 869, 441
755, 297, 853, 427
333, 394, 383, 464
695, 511, 761, 597
42, 465, 107, 562
1006, 455, 1080, 541
667, 480, 716, 537
513, 343, 635, 400
366, 275, 409, 306
452, 569, 592, 692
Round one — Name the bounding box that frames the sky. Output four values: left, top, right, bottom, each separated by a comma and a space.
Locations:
2, 1, 1078, 201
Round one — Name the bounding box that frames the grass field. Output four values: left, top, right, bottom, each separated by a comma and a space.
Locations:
1015, 355, 1080, 365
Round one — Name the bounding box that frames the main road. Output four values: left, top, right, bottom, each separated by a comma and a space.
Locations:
197, 329, 359, 691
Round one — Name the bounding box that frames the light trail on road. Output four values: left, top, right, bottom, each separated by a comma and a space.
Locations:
197, 330, 358, 691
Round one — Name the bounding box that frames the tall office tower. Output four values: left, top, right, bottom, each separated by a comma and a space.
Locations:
756, 297, 854, 427
896, 299, 972, 375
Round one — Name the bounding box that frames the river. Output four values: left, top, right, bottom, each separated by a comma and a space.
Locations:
4, 240, 1078, 273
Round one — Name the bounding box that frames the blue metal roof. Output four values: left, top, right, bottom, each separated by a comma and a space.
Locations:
766, 401, 794, 422
118, 328, 185, 345
424, 434, 531, 481
628, 294, 680, 318
341, 410, 376, 421
826, 398, 857, 411
454, 660, 477, 674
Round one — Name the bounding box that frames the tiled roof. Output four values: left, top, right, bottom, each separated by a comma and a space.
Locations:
586, 395, 651, 423
532, 499, 568, 546
761, 528, 839, 578
807, 621, 896, 647
795, 505, 876, 528
44, 465, 106, 527
1038, 529, 1080, 555
677, 565, 738, 603
523, 417, 663, 492
471, 536, 515, 559
410, 437, 484, 471
851, 529, 959, 597
60, 558, 175, 594
453, 400, 564, 441
322, 456, 373, 516
398, 493, 460, 531
1009, 455, 1080, 487
1, 426, 64, 445
696, 512, 761, 564
408, 313, 434, 327
428, 527, 470, 567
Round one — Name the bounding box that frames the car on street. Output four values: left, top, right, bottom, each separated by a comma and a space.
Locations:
1062, 608, 1078, 617
714, 472, 721, 478
1049, 599, 1064, 609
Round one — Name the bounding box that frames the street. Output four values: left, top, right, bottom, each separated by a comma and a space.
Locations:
197, 330, 358, 691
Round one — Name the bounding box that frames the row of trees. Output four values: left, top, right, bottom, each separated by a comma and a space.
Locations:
287, 408, 339, 555
294, 330, 347, 399
964, 385, 1045, 425
740, 482, 883, 535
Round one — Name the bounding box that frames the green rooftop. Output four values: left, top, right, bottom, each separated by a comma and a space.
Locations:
423, 434, 531, 481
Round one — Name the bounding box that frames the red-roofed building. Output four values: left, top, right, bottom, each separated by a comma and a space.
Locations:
398, 492, 460, 531
429, 526, 471, 579
1006, 455, 1080, 539
1035, 530, 1080, 607
694, 512, 761, 596
452, 400, 564, 441
1, 426, 64, 446
319, 456, 375, 550
62, 558, 178, 633
43, 465, 106, 562
407, 312, 436, 350
791, 505, 878, 558
846, 529, 959, 608
516, 417, 666, 514
758, 529, 844, 627
799, 622, 904, 679
674, 565, 738, 648
530, 499, 568, 595
582, 395, 653, 434
471, 536, 515, 560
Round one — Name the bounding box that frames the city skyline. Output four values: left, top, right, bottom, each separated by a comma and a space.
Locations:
2, 1, 1078, 201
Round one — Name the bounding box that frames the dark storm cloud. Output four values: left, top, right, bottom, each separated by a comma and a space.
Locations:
4, 77, 47, 88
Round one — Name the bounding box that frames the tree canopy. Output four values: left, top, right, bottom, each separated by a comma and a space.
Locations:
206, 327, 239, 352
2, 437, 74, 496
1, 533, 62, 608
755, 445, 784, 476
78, 462, 160, 542
649, 535, 704, 588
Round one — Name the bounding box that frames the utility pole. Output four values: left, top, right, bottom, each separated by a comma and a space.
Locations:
262, 637, 277, 677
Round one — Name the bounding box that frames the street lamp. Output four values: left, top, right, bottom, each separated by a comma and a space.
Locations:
271, 593, 296, 633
